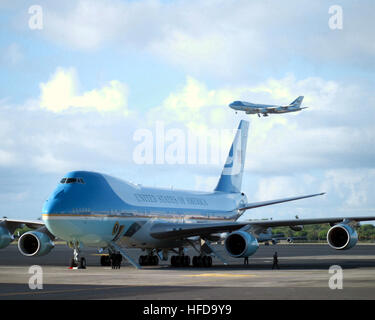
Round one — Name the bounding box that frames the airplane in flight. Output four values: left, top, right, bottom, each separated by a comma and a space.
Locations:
1, 120, 374, 269
229, 96, 307, 117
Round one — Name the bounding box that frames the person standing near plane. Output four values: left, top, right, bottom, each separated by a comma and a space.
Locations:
244, 257, 249, 265
118, 254, 122, 269
272, 252, 279, 270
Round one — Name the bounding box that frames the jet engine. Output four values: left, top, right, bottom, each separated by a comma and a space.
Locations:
327, 224, 358, 250
18, 228, 55, 256
224, 230, 259, 258
0, 226, 13, 249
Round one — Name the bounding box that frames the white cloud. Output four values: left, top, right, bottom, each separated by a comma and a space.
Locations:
32, 153, 77, 174
145, 74, 375, 177
39, 67, 129, 114
24, 0, 375, 77
255, 176, 300, 201
323, 169, 375, 207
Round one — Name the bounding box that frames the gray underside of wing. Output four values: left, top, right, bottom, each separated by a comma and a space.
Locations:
0, 219, 44, 232
150, 216, 375, 240
248, 216, 375, 228
150, 222, 248, 240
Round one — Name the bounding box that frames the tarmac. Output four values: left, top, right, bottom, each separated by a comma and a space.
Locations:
0, 243, 374, 300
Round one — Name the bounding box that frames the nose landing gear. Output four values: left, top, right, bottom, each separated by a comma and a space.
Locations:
68, 241, 86, 269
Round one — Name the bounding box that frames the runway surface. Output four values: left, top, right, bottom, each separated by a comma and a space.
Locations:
0, 243, 375, 300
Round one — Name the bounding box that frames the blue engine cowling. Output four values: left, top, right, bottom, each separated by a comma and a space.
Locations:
327, 224, 358, 250
18, 230, 55, 256
0, 226, 13, 249
224, 230, 259, 258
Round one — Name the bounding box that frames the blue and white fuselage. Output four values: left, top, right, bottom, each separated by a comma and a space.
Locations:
42, 171, 246, 249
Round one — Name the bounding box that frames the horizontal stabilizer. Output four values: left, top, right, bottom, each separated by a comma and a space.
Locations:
239, 193, 325, 211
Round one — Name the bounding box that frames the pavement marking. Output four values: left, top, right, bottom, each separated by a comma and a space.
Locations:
0, 286, 125, 298
184, 273, 257, 278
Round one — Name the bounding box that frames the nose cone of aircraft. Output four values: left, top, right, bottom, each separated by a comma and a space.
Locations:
229, 101, 243, 109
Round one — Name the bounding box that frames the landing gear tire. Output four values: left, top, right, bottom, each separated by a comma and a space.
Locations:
192, 256, 212, 268
170, 255, 190, 267
139, 255, 159, 266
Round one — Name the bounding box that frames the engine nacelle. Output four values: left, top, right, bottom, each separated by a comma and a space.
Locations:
224, 230, 259, 258
18, 230, 54, 256
0, 226, 13, 249
327, 224, 358, 250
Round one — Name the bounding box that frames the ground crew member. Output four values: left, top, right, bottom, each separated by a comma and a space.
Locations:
272, 251, 279, 269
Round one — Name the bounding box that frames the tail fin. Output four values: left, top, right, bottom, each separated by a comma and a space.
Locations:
290, 96, 304, 107
214, 120, 249, 193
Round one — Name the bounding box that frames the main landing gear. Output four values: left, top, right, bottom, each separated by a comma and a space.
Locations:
170, 255, 190, 267
170, 247, 213, 268
170, 255, 213, 267
139, 254, 159, 266
192, 255, 212, 268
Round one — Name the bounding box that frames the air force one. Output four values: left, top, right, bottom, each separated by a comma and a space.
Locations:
1, 120, 374, 269
229, 96, 307, 117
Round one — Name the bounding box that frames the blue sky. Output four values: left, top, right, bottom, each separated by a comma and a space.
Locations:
0, 0, 375, 222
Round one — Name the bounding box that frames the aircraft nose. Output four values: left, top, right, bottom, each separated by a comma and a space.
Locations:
42, 198, 59, 215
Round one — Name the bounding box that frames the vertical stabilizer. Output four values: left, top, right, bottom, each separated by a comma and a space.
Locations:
214, 120, 249, 193
290, 96, 304, 107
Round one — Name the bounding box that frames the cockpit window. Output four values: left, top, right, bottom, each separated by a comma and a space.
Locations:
60, 177, 85, 184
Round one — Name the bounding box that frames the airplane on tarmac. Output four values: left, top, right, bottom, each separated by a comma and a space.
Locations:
1, 120, 374, 269
229, 96, 307, 117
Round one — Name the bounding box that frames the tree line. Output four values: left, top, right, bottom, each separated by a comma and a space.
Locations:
272, 223, 375, 241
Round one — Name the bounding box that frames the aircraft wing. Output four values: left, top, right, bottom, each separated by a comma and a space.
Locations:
150, 215, 375, 240
247, 216, 375, 228
0, 218, 44, 232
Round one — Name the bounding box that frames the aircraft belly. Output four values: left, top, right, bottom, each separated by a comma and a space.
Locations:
118, 235, 184, 249
43, 215, 139, 247
44, 214, 190, 249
